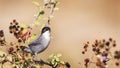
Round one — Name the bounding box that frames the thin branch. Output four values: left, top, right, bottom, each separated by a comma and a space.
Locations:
33, 59, 53, 67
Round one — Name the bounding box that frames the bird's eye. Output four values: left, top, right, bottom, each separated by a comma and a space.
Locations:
43, 29, 47, 32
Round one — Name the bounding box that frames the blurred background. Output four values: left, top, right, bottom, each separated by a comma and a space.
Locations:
0, 0, 120, 68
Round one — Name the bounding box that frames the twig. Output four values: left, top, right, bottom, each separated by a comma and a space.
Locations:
34, 59, 53, 67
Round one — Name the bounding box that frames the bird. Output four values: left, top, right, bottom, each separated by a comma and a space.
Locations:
24, 25, 51, 56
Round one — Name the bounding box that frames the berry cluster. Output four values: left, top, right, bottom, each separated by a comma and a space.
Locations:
0, 30, 6, 45
114, 50, 120, 66
9, 19, 31, 43
82, 38, 119, 68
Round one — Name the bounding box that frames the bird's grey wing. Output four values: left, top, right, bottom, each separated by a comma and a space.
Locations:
30, 44, 45, 54
29, 35, 43, 46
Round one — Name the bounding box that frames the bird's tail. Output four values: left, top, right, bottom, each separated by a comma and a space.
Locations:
24, 48, 32, 53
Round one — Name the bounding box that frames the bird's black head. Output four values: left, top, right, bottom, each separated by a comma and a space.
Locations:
41, 26, 51, 34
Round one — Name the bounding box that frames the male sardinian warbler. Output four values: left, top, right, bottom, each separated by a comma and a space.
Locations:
24, 25, 51, 56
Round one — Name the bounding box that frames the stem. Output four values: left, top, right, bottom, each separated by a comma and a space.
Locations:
33, 59, 53, 67
48, 4, 54, 25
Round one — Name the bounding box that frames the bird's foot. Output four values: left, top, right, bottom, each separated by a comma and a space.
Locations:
33, 56, 40, 61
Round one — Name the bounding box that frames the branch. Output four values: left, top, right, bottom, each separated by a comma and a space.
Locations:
33, 59, 53, 67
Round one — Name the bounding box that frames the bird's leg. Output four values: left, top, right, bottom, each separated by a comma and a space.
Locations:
33, 53, 39, 61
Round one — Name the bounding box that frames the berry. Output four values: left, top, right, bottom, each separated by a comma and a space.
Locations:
105, 42, 110, 46
82, 51, 85, 54
115, 62, 119, 66
13, 19, 16, 22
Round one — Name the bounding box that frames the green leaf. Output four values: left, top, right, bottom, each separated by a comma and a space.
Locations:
38, 16, 42, 21
44, 0, 50, 4
22, 28, 27, 34
27, 34, 37, 43
54, 62, 58, 67
20, 22, 27, 28
35, 64, 40, 68
56, 53, 62, 57
38, 8, 45, 15
32, 1, 40, 6
7, 55, 12, 62
39, 10, 45, 15
0, 51, 7, 56
54, 7, 59, 11
30, 34, 38, 40
42, 17, 47, 20
34, 21, 40, 25
30, 24, 35, 28
50, 15, 54, 19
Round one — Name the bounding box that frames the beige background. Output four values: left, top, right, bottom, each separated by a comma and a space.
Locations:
0, 0, 120, 68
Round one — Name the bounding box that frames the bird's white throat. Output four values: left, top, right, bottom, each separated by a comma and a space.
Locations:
42, 31, 50, 40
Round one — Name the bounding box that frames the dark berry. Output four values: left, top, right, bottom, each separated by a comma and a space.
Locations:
82, 51, 85, 54
105, 41, 110, 46
15, 28, 18, 31
103, 60, 107, 65
96, 48, 100, 52
95, 43, 98, 47
95, 40, 98, 43
8, 47, 14, 54
15, 22, 18, 25
10, 31, 13, 33
84, 58, 90, 63
115, 62, 119, 66
18, 39, 22, 43
0, 30, 4, 37
21, 28, 24, 31
14, 32, 18, 36
9, 26, 13, 30
113, 44, 116, 47
115, 51, 119, 54
65, 62, 71, 68
99, 44, 104, 48
109, 38, 112, 42
105, 48, 109, 51
103, 39, 105, 42
17, 26, 20, 28
10, 22, 13, 25
13, 25, 16, 29
87, 41, 89, 44
13, 19, 16, 22
92, 47, 96, 52
84, 44, 88, 48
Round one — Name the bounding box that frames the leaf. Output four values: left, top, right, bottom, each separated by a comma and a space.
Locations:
38, 16, 42, 21
30, 24, 35, 28
27, 34, 38, 43
35, 64, 40, 68
39, 7, 44, 12
60, 61, 65, 64
31, 34, 38, 40
39, 10, 45, 15
20, 22, 27, 28
32, 1, 40, 6
38, 8, 45, 15
56, 53, 62, 57
0, 51, 7, 56
34, 21, 40, 25
54, 7, 59, 11
7, 55, 12, 62
0, 64, 3, 68
50, 15, 54, 19
42, 17, 47, 20
22, 29, 28, 34
44, 0, 50, 4
54, 62, 58, 67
